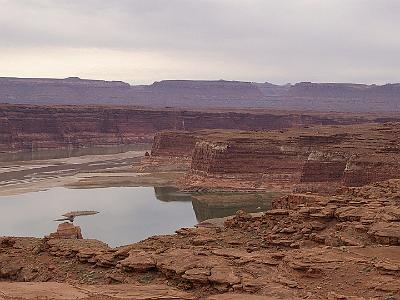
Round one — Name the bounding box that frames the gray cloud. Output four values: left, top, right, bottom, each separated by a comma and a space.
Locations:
0, 0, 399, 84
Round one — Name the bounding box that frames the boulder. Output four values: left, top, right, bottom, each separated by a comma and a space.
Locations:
368, 222, 400, 245
118, 250, 156, 272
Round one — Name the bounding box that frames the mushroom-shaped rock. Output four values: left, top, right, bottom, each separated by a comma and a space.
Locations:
48, 222, 83, 239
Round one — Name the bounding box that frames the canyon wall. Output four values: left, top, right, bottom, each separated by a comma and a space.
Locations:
0, 104, 372, 152
300, 151, 348, 182
155, 123, 400, 187
190, 138, 305, 185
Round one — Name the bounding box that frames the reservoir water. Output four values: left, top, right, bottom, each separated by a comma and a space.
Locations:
0, 186, 277, 247
0, 186, 196, 247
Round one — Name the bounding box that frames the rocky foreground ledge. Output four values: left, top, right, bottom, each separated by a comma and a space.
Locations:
1, 180, 400, 299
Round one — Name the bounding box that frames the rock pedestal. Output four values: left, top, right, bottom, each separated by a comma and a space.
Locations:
48, 222, 83, 239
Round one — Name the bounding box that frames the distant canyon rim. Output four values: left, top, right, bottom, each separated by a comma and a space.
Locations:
1, 76, 400, 111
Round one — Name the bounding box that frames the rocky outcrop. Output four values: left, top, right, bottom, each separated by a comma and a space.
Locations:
0, 103, 377, 152
48, 222, 83, 239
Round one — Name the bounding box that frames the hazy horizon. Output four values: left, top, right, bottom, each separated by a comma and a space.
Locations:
1, 0, 400, 85
2, 75, 400, 87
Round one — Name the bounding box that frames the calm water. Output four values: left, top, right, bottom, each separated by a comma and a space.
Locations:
0, 186, 279, 247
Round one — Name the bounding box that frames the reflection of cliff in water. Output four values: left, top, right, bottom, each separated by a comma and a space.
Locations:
191, 192, 282, 222
153, 186, 193, 202
153, 187, 284, 222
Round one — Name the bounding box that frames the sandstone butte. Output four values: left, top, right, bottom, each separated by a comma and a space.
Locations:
0, 103, 398, 152
2, 121, 400, 299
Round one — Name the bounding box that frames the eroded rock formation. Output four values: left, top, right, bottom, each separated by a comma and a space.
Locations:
47, 222, 83, 240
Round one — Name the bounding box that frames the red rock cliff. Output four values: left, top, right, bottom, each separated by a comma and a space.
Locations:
157, 123, 400, 188
1, 104, 367, 152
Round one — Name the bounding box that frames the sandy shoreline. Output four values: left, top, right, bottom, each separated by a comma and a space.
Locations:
0, 149, 183, 196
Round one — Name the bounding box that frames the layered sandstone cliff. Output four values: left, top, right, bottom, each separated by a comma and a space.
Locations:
151, 131, 200, 157
148, 110, 388, 158
1, 104, 373, 152
155, 123, 400, 188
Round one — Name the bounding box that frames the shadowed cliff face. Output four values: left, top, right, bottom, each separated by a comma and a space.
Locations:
0, 104, 374, 152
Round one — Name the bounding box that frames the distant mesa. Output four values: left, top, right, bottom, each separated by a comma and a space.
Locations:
0, 76, 399, 112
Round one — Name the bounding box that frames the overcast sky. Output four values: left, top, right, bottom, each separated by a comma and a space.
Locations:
1, 0, 399, 84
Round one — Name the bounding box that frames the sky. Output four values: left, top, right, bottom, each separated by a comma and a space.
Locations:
1, 0, 399, 85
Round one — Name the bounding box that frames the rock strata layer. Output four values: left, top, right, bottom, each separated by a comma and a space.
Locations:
0, 104, 376, 152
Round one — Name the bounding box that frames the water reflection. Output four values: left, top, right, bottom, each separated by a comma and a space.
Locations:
154, 186, 193, 202
155, 186, 282, 222
191, 193, 275, 221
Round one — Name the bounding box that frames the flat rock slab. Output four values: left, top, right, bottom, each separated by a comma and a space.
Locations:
81, 284, 195, 299
206, 294, 298, 300
0, 282, 88, 299
0, 282, 194, 300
